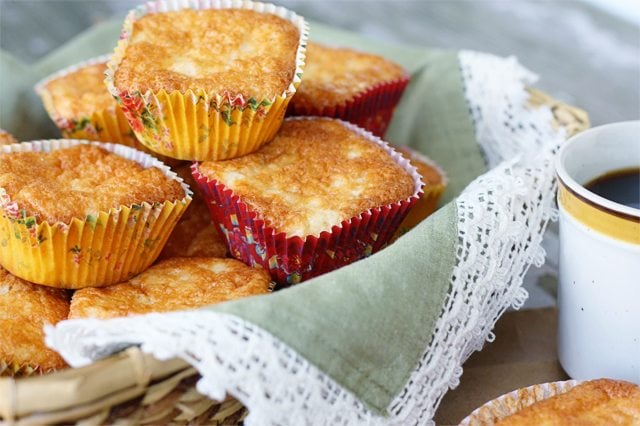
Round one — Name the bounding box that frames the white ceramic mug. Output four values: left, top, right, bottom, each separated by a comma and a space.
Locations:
556, 121, 640, 384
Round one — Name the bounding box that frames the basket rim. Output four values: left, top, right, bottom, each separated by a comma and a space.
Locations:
0, 88, 589, 422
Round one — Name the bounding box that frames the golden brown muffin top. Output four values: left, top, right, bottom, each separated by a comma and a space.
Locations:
497, 379, 640, 425
159, 199, 228, 260
199, 118, 416, 237
0, 267, 69, 374
0, 129, 18, 146
69, 257, 269, 319
115, 9, 299, 98
0, 145, 185, 224
291, 43, 407, 111
41, 61, 114, 118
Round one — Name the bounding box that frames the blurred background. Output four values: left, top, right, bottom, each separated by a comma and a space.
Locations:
1, 0, 638, 126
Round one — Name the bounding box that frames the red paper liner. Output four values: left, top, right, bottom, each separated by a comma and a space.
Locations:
192, 119, 423, 285
287, 76, 410, 137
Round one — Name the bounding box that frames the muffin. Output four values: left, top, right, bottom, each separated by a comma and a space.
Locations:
0, 267, 69, 376
0, 129, 17, 146
193, 117, 423, 284
0, 140, 191, 288
497, 379, 640, 425
159, 198, 228, 260
106, 1, 308, 161
394, 145, 447, 234
69, 257, 270, 318
287, 42, 409, 137
35, 56, 179, 165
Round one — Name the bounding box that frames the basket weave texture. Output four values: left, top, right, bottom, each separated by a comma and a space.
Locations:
0, 92, 589, 425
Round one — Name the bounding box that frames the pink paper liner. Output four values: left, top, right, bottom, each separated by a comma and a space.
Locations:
192, 117, 423, 285
287, 76, 410, 137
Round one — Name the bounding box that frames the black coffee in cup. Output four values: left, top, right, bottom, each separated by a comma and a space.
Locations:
586, 168, 640, 209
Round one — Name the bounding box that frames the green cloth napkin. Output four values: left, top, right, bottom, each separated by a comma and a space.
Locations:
0, 19, 485, 416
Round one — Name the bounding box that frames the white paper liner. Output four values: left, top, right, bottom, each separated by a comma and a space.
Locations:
460, 380, 581, 425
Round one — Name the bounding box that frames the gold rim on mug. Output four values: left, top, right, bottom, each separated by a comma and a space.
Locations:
556, 120, 640, 245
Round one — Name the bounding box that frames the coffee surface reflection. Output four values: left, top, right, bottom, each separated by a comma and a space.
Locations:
586, 168, 640, 209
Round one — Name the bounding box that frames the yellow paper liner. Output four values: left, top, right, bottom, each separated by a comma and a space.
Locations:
105, 0, 308, 161
35, 56, 183, 167
36, 55, 134, 145
460, 380, 580, 425
0, 140, 192, 289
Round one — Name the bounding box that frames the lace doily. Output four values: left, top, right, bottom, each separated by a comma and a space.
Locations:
47, 50, 566, 425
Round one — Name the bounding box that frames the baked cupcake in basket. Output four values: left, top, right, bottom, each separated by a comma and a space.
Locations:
0, 129, 18, 145
105, 0, 308, 161
70, 257, 270, 319
193, 117, 423, 285
462, 379, 640, 425
394, 145, 447, 235
36, 56, 134, 145
158, 198, 228, 260
0, 267, 69, 376
287, 42, 409, 137
158, 164, 227, 260
35, 56, 179, 165
0, 140, 191, 288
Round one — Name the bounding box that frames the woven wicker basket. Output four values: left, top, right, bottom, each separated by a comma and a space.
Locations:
0, 90, 589, 425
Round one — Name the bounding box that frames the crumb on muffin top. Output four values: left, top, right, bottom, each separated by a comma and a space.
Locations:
0, 145, 185, 224
41, 61, 114, 119
290, 42, 407, 111
69, 257, 269, 319
198, 118, 416, 237
114, 9, 300, 99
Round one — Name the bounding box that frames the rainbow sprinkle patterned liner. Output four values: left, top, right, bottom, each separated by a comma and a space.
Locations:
0, 140, 192, 289
193, 117, 424, 285
105, 0, 309, 161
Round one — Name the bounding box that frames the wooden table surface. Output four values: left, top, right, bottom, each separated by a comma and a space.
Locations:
434, 307, 567, 424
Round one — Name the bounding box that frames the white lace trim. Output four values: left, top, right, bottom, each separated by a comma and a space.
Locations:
47, 312, 378, 425
386, 51, 565, 425
46, 50, 566, 425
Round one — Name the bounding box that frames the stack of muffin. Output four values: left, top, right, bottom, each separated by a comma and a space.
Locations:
1, 0, 446, 376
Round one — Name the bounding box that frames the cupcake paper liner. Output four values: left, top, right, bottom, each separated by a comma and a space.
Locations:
460, 380, 580, 425
36, 55, 135, 146
393, 145, 448, 235
35, 56, 183, 167
287, 76, 410, 137
105, 0, 308, 162
192, 118, 424, 285
0, 140, 192, 289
